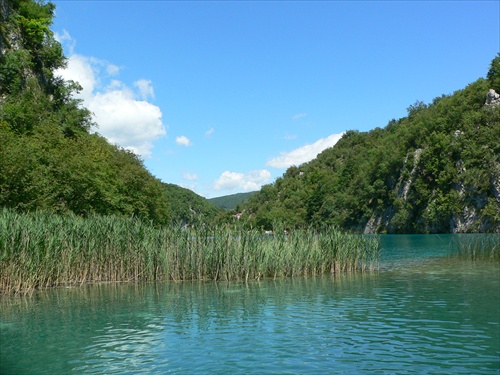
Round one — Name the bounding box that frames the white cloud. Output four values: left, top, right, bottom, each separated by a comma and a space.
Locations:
205, 127, 215, 138
55, 33, 165, 158
213, 170, 271, 192
292, 112, 307, 120
57, 54, 97, 98
54, 30, 76, 54
88, 89, 165, 156
106, 64, 120, 76
183, 172, 198, 181
176, 136, 192, 146
134, 79, 155, 100
267, 132, 345, 169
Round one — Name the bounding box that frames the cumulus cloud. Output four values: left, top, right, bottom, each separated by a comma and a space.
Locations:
54, 32, 165, 158
267, 132, 345, 169
176, 136, 192, 146
213, 170, 271, 192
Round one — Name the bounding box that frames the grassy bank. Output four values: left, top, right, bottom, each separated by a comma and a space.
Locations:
0, 209, 380, 294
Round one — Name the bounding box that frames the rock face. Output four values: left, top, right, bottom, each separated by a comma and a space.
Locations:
363, 153, 500, 234
396, 148, 422, 202
486, 89, 500, 106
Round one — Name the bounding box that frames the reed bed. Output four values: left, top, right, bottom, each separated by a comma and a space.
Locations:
450, 234, 500, 261
0, 209, 380, 294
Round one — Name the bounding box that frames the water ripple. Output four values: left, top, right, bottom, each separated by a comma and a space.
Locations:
1, 258, 499, 374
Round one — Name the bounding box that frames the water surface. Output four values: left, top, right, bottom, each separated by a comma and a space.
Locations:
1, 235, 499, 374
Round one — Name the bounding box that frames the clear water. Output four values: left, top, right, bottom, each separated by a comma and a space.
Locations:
1, 235, 499, 374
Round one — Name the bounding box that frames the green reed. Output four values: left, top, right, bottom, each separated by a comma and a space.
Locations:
0, 209, 380, 294
450, 234, 500, 261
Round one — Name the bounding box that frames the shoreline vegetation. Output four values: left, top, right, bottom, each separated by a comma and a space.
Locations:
450, 234, 500, 262
0, 209, 380, 295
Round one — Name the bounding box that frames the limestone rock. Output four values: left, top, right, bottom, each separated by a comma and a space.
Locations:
485, 89, 500, 106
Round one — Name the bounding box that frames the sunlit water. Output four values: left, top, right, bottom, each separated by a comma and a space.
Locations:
1, 235, 499, 374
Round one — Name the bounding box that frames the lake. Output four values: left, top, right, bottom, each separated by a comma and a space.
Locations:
1, 234, 499, 374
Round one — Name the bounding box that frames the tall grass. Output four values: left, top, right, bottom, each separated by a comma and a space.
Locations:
0, 209, 380, 294
450, 234, 500, 261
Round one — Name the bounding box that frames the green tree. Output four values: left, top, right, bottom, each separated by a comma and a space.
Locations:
487, 53, 500, 92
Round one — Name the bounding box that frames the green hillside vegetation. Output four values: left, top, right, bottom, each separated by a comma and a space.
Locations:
209, 191, 256, 211
239, 56, 500, 233
1, 0, 187, 225
163, 183, 222, 225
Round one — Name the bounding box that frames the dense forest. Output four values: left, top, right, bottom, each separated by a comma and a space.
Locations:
1, 0, 499, 234
237, 58, 500, 233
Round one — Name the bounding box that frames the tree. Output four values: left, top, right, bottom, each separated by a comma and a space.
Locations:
487, 53, 500, 92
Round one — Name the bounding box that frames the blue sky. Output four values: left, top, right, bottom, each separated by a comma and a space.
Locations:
52, 1, 499, 198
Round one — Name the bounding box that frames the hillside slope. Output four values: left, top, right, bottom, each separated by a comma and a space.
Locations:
209, 191, 256, 211
163, 183, 222, 224
242, 58, 500, 233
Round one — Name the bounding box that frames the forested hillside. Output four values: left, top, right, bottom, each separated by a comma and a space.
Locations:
0, 0, 213, 225
209, 191, 256, 211
241, 57, 500, 233
163, 183, 222, 225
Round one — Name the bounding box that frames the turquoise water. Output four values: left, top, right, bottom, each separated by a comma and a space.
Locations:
1, 235, 499, 374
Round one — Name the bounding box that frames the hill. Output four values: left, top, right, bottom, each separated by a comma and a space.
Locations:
163, 184, 222, 224
209, 191, 256, 211
239, 56, 500, 233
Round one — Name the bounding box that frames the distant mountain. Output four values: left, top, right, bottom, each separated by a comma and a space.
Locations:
163, 184, 222, 224
240, 56, 500, 233
209, 192, 257, 211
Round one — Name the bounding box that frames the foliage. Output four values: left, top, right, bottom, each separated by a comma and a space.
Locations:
0, 208, 380, 294
0, 0, 175, 225
241, 57, 500, 233
450, 234, 500, 261
487, 53, 500, 92
162, 183, 222, 225
209, 191, 257, 211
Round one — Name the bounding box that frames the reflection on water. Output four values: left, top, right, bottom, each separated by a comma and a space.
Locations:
1, 235, 499, 374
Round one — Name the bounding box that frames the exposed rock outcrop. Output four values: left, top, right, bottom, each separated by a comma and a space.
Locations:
485, 89, 500, 106
396, 148, 422, 202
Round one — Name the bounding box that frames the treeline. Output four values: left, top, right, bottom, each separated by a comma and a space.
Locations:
236, 57, 500, 233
